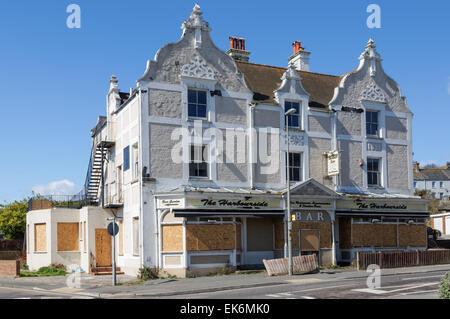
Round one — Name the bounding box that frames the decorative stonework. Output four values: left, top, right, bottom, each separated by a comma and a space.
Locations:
367, 142, 382, 152
181, 56, 216, 80
181, 3, 210, 31
361, 81, 386, 102
288, 134, 304, 146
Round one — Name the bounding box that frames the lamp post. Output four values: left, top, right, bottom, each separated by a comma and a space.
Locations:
285, 108, 296, 276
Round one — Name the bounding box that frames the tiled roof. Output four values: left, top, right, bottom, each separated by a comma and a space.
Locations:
414, 168, 450, 181
235, 61, 343, 108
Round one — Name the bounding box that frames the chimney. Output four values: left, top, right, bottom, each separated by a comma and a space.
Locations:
413, 162, 420, 173
227, 36, 251, 62
288, 41, 311, 71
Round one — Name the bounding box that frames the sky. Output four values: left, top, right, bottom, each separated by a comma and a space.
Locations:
0, 0, 449, 203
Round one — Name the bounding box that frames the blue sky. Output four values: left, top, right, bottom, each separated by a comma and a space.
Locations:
0, 0, 449, 202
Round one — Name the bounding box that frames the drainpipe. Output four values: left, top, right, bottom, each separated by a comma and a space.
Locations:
249, 103, 256, 189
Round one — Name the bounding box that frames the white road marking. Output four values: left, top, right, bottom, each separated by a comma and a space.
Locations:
353, 282, 440, 295
401, 275, 444, 281
300, 296, 316, 299
266, 294, 282, 298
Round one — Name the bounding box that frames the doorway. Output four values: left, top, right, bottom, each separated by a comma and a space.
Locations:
299, 229, 320, 262
95, 229, 111, 267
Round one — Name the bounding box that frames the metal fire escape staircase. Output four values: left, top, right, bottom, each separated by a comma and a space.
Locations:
84, 140, 116, 207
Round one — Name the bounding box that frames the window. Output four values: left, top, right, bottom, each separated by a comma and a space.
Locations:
366, 111, 379, 136
123, 146, 130, 171
188, 89, 207, 119
440, 181, 444, 188
285, 101, 301, 128
189, 145, 208, 178
287, 152, 302, 182
367, 158, 381, 187
414, 181, 417, 188
57, 223, 79, 251
132, 144, 139, 180
133, 217, 140, 256
34, 223, 47, 252
432, 181, 436, 188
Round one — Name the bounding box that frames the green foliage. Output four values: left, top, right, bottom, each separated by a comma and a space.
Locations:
49, 263, 66, 271
439, 272, 450, 299
0, 199, 29, 239
22, 263, 29, 271
137, 266, 160, 281
328, 264, 339, 269
20, 266, 67, 277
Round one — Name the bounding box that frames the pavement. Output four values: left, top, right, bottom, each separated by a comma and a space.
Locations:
0, 264, 449, 299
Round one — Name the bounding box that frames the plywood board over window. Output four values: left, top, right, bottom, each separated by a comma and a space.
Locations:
34, 223, 47, 252
57, 223, 79, 251
186, 224, 236, 251
162, 225, 183, 252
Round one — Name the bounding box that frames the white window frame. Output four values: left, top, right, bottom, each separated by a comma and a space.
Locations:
189, 144, 209, 179
132, 143, 139, 180
286, 152, 303, 182
187, 88, 208, 120
367, 157, 382, 187
285, 100, 302, 129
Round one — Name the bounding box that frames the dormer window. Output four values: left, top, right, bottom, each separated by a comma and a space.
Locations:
188, 89, 207, 119
285, 101, 301, 129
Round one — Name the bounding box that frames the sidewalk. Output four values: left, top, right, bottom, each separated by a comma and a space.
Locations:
1, 264, 449, 298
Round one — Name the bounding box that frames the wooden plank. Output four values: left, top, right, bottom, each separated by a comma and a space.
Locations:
95, 229, 111, 267
57, 223, 79, 251
34, 223, 46, 252
162, 225, 183, 252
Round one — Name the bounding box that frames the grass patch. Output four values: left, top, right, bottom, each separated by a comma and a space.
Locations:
20, 266, 67, 277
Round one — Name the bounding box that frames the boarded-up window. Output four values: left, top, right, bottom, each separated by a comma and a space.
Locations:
162, 225, 183, 252
34, 223, 47, 252
119, 220, 124, 256
247, 218, 273, 251
133, 217, 139, 256
57, 223, 79, 251
300, 229, 320, 251
186, 224, 236, 251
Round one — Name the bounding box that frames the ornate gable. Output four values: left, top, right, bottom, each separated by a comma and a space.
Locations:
360, 80, 386, 103
181, 55, 216, 80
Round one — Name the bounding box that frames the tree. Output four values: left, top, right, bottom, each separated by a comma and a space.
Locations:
0, 199, 29, 239
414, 189, 441, 215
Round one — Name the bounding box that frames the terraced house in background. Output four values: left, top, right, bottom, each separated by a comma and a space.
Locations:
26, 5, 429, 277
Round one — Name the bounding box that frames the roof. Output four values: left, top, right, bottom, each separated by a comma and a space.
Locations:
235, 61, 343, 108
414, 167, 450, 181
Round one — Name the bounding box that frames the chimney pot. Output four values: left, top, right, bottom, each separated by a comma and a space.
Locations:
289, 40, 310, 71
413, 162, 420, 172
227, 36, 250, 62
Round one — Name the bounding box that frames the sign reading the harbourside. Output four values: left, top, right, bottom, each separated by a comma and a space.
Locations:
290, 200, 333, 209
327, 151, 339, 176
187, 198, 281, 210
292, 211, 331, 223
336, 199, 427, 212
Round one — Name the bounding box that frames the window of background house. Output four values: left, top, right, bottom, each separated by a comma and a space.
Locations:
123, 146, 130, 171
367, 158, 381, 187
287, 152, 302, 182
189, 144, 208, 178
133, 217, 139, 256
366, 111, 379, 137
414, 181, 417, 188
132, 143, 139, 180
440, 181, 443, 188
188, 89, 207, 119
285, 101, 301, 129
432, 181, 436, 188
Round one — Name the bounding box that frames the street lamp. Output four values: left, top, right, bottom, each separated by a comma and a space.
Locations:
285, 108, 296, 276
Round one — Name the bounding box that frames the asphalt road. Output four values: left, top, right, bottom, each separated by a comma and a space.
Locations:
161, 269, 445, 299
0, 286, 93, 299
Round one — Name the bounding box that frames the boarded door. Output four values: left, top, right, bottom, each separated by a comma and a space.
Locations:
95, 229, 111, 267
299, 229, 320, 252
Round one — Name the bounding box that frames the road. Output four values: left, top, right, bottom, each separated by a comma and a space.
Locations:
0, 286, 93, 299
161, 269, 445, 299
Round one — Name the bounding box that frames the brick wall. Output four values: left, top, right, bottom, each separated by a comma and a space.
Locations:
0, 260, 20, 276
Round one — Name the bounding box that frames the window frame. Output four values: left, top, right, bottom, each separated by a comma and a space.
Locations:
123, 146, 130, 171
367, 157, 381, 187
187, 88, 208, 120
285, 101, 302, 129
132, 143, 139, 180
189, 144, 209, 179
286, 152, 303, 182
366, 110, 379, 137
